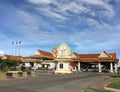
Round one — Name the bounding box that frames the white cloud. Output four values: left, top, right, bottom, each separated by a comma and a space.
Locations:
38, 31, 70, 41
27, 0, 115, 22
0, 50, 4, 55
28, 0, 54, 4
17, 10, 39, 32
80, 0, 104, 5
56, 2, 88, 14
36, 7, 66, 20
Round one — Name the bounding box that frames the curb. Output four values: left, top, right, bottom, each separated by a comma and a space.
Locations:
104, 87, 120, 92
104, 81, 120, 92
89, 78, 120, 92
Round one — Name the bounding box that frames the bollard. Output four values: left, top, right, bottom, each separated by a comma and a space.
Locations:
23, 72, 27, 77
12, 73, 18, 78
31, 71, 36, 77
0, 72, 7, 79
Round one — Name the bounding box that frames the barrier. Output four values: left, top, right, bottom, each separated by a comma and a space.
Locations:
0, 72, 7, 79
1, 71, 36, 79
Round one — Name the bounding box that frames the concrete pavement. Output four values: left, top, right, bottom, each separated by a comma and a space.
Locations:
0, 72, 115, 92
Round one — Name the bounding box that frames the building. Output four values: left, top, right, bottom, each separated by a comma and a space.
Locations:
21, 43, 119, 74
21, 49, 55, 71
54, 43, 72, 74
2, 54, 21, 61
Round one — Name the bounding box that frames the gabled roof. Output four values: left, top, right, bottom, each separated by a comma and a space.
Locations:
37, 50, 54, 58
98, 50, 111, 58
78, 53, 117, 59
70, 52, 79, 59
3, 54, 21, 61
72, 52, 79, 57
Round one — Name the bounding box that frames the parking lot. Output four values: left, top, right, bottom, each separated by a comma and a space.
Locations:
0, 71, 116, 92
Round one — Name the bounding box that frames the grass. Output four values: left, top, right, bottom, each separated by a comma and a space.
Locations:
107, 79, 120, 89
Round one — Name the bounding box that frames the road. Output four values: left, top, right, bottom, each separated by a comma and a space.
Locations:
0, 72, 115, 92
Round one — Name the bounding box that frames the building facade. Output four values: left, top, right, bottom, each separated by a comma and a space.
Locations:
21, 43, 119, 74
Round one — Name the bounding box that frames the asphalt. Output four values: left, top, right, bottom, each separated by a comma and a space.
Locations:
0, 71, 116, 92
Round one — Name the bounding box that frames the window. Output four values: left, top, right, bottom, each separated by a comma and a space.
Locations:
60, 49, 66, 54
59, 63, 63, 69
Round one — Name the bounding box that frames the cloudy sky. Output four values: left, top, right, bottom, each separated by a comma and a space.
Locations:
0, 0, 120, 59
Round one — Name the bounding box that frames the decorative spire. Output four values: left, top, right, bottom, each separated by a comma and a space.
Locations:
52, 42, 57, 57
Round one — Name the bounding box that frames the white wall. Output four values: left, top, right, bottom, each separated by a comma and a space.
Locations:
57, 62, 71, 70
25, 63, 31, 67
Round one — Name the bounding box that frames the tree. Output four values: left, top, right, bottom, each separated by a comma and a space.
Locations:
0, 59, 21, 72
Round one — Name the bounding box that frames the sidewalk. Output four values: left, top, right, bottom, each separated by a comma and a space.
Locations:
91, 77, 120, 92
91, 78, 111, 89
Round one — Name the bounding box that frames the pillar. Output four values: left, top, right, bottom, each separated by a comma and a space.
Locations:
95, 64, 97, 71
31, 71, 36, 77
110, 62, 113, 73
98, 62, 101, 72
114, 63, 118, 73
78, 62, 81, 71
23, 72, 27, 77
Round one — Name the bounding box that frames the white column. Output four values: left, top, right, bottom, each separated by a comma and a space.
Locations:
78, 62, 81, 71
68, 63, 71, 70
56, 63, 60, 70
98, 62, 101, 72
110, 62, 113, 73
66, 63, 69, 70
114, 63, 118, 73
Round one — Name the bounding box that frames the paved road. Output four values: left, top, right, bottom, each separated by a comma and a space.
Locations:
0, 72, 115, 92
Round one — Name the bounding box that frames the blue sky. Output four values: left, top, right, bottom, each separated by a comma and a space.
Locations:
0, 0, 120, 60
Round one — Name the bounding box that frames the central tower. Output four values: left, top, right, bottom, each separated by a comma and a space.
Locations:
57, 43, 70, 58
55, 43, 72, 74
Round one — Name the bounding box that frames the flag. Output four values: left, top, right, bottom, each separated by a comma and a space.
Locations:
12, 41, 14, 45
19, 40, 21, 44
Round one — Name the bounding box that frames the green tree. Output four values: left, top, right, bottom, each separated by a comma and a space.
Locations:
0, 59, 20, 72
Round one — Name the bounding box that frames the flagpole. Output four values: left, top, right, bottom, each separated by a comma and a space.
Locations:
11, 41, 13, 55
19, 40, 21, 56
19, 44, 20, 56
11, 41, 15, 55
15, 41, 18, 56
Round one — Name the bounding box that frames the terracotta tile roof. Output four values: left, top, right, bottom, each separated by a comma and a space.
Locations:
109, 53, 117, 58
78, 53, 117, 59
72, 52, 79, 57
79, 54, 99, 58
0, 56, 2, 59
37, 50, 54, 58
3, 54, 21, 61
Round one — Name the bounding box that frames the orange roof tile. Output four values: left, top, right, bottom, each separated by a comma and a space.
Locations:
109, 53, 117, 58
78, 53, 117, 59
79, 54, 99, 58
0, 56, 2, 59
3, 54, 21, 61
37, 50, 54, 58
72, 52, 79, 57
